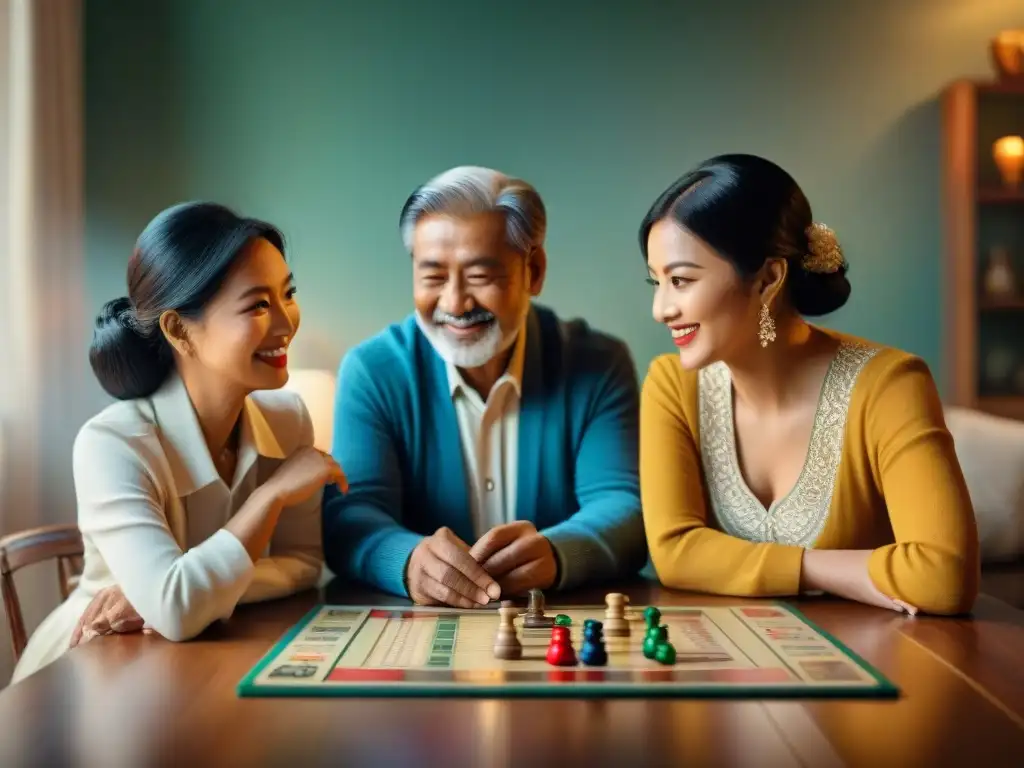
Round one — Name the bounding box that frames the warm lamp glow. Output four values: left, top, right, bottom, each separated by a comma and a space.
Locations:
283, 368, 337, 452
993, 135, 1024, 188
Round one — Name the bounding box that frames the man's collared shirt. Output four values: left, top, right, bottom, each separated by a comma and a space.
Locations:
446, 325, 527, 541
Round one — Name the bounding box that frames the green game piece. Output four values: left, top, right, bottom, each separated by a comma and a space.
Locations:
643, 606, 661, 629
554, 614, 571, 626
654, 641, 676, 665
642, 625, 667, 659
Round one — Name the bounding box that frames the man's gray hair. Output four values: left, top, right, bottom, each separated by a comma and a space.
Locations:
399, 166, 547, 255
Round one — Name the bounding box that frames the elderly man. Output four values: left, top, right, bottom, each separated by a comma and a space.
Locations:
322, 166, 645, 607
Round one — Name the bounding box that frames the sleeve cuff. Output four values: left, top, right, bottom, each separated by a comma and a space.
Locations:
767, 545, 805, 596
867, 545, 900, 599
367, 529, 425, 598
181, 529, 258, 626
541, 527, 595, 591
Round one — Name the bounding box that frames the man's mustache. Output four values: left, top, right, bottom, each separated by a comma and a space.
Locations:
433, 307, 495, 327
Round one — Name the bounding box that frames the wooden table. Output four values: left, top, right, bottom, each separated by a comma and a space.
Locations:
2, 581, 1023, 767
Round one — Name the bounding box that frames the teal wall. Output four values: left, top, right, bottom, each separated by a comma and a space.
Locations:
84, 0, 1024, 407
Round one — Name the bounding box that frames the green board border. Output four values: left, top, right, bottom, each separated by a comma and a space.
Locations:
236, 602, 900, 699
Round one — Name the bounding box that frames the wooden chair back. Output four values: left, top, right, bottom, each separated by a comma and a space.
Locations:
0, 524, 84, 661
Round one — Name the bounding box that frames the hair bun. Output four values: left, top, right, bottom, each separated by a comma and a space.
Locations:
96, 296, 139, 332
788, 266, 851, 316
89, 297, 172, 400
790, 223, 851, 316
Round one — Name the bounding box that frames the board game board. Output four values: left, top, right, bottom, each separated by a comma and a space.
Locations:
237, 599, 898, 699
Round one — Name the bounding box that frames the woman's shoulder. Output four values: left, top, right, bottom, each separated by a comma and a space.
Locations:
641, 353, 700, 420
248, 387, 308, 418
826, 330, 936, 385
247, 388, 315, 453
826, 330, 941, 415
73, 398, 166, 476
644, 353, 699, 389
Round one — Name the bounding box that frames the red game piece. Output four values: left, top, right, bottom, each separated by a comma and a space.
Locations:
546, 625, 577, 666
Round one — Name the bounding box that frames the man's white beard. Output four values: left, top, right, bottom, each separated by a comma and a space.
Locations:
416, 304, 527, 369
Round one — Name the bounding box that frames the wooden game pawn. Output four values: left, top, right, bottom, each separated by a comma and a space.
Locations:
523, 588, 555, 629
494, 604, 523, 660
603, 592, 630, 637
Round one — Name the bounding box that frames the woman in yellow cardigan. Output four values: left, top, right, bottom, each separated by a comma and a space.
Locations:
639, 153, 979, 616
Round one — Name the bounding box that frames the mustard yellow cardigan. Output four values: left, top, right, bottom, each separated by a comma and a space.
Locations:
640, 331, 980, 615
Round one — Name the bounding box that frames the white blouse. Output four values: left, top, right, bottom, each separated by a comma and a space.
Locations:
11, 372, 324, 684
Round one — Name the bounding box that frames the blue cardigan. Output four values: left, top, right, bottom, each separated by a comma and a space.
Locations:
321, 303, 647, 597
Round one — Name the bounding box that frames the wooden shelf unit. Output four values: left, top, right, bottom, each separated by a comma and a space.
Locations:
941, 79, 1024, 421
975, 79, 1024, 96
977, 187, 1024, 204
979, 297, 1024, 311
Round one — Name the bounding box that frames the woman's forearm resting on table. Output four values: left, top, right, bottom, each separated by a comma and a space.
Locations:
651, 528, 976, 615
800, 547, 976, 615
103, 486, 290, 642
73, 423, 324, 643
866, 542, 978, 615
649, 525, 805, 597
239, 552, 322, 603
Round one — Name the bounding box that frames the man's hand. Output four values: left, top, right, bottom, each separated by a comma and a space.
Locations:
406, 527, 502, 608
801, 550, 918, 616
469, 521, 558, 597
69, 585, 148, 649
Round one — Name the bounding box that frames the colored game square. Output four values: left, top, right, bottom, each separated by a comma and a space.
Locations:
800, 660, 864, 682
740, 607, 786, 618
327, 668, 405, 683
291, 652, 327, 662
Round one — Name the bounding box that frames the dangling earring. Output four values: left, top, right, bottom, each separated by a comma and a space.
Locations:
758, 303, 776, 348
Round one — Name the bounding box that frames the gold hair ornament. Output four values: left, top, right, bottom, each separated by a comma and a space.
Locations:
803, 223, 845, 274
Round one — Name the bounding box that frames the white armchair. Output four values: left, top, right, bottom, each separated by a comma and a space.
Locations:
945, 406, 1024, 564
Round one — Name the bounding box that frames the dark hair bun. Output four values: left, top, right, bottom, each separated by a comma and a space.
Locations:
88, 297, 172, 400
640, 154, 853, 318
788, 267, 851, 317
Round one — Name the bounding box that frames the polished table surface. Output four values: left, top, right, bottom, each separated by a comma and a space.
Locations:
2, 581, 1024, 767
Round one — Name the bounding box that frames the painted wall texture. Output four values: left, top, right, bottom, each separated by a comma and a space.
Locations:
84, 0, 1024, 404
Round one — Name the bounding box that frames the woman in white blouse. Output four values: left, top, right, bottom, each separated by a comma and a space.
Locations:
12, 202, 345, 683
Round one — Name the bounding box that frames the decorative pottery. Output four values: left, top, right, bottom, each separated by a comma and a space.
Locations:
991, 30, 1024, 80
985, 347, 1016, 390
983, 247, 1017, 299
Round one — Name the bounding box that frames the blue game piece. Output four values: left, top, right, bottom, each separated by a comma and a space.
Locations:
580, 619, 607, 666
